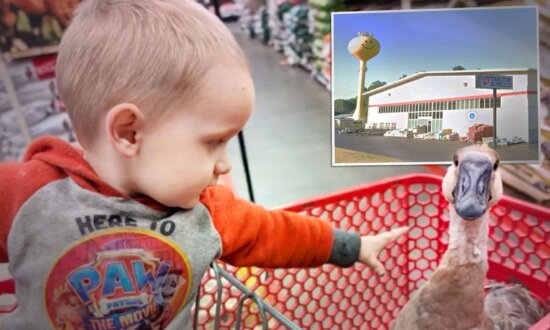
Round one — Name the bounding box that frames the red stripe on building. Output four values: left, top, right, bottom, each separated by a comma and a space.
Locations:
369, 90, 537, 107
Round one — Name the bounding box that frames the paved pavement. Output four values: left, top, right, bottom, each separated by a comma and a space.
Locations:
335, 135, 540, 163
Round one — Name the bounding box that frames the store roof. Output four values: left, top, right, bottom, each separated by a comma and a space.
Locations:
364, 68, 537, 97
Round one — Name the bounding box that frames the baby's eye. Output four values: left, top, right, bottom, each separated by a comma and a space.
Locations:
209, 139, 226, 147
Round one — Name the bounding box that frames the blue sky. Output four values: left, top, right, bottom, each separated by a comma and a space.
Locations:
333, 7, 538, 99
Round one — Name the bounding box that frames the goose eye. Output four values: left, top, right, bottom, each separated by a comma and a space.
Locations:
493, 159, 499, 171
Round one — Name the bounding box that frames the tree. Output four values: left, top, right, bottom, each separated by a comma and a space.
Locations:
334, 97, 357, 116
399, 74, 407, 79
453, 65, 466, 71
366, 80, 386, 91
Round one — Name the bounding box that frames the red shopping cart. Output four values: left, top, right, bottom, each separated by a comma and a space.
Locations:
2, 173, 549, 329
195, 173, 550, 329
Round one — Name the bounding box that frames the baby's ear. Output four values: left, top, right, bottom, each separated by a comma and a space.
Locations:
105, 103, 145, 157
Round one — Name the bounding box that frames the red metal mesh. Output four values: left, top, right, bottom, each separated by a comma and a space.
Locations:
196, 174, 550, 329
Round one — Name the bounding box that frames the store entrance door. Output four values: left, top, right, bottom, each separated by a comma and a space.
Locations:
418, 117, 433, 132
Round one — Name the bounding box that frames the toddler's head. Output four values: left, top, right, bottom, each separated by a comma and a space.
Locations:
56, 0, 255, 208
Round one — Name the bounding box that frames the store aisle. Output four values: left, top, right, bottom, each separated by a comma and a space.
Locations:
225, 23, 426, 208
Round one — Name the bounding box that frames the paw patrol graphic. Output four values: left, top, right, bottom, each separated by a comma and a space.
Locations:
45, 229, 192, 330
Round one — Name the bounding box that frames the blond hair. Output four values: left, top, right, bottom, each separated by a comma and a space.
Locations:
56, 0, 247, 147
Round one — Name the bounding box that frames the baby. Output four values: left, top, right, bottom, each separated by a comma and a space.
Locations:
0, 1, 408, 329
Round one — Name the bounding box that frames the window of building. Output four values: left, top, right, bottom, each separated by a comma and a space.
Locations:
496, 97, 501, 108
480, 98, 485, 108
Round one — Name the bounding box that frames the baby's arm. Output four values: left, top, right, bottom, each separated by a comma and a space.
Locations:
200, 185, 408, 272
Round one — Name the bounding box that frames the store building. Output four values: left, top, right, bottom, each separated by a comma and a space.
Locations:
364, 68, 538, 144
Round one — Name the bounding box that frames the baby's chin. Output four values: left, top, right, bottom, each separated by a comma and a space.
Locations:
176, 196, 201, 209
152, 190, 204, 209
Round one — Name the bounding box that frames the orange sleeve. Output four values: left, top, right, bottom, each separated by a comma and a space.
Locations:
200, 185, 335, 268
0, 160, 65, 262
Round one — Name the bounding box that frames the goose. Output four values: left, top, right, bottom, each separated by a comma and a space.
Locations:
392, 144, 501, 330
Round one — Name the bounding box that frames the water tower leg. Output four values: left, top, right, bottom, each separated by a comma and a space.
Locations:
352, 60, 367, 121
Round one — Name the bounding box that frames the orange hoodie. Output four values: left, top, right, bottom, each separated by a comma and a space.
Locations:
0, 136, 360, 329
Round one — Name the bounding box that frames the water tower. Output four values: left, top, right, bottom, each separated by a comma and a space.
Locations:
347, 32, 380, 121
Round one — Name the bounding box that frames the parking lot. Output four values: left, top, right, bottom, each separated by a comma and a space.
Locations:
334, 135, 540, 163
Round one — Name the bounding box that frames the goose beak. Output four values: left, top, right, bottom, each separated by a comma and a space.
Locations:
453, 155, 493, 220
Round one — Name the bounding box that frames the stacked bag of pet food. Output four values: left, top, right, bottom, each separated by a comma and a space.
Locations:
266, 0, 290, 51
307, 0, 368, 90
281, 3, 314, 70
307, 0, 337, 90
0, 0, 80, 58
0, 54, 75, 161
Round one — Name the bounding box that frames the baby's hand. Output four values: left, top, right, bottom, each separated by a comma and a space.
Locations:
358, 226, 409, 276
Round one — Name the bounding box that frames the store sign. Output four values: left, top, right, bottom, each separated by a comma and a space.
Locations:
475, 74, 513, 89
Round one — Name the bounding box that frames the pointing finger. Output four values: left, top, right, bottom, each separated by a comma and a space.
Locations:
383, 226, 409, 244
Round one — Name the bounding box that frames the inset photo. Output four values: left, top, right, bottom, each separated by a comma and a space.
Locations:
332, 7, 540, 165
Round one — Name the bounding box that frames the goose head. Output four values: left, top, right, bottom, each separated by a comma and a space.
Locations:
442, 144, 503, 221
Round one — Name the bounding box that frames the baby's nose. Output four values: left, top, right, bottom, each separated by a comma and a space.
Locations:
215, 157, 232, 175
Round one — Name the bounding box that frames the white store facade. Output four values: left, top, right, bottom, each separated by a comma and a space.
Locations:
364, 68, 539, 144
